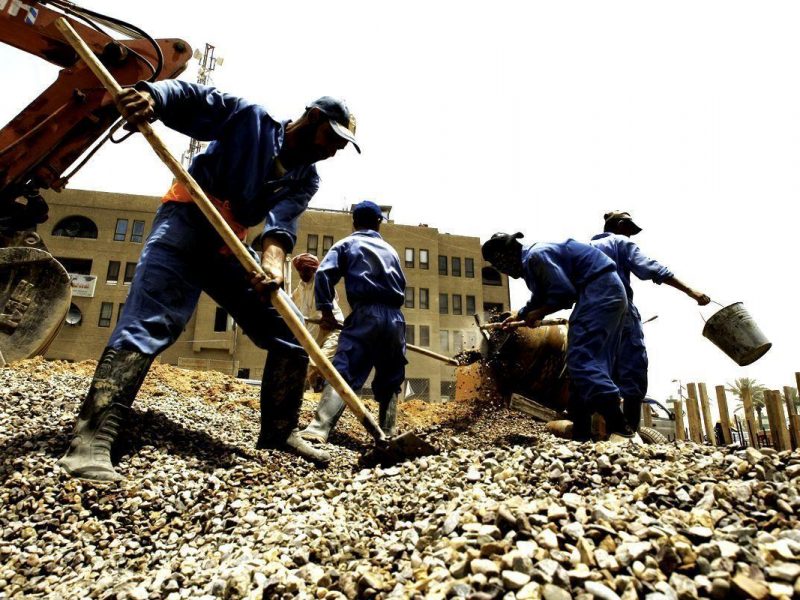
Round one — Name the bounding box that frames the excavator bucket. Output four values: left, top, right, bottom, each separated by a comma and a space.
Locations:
0, 246, 71, 366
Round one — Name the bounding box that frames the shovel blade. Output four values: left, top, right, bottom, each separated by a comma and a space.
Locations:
362, 431, 438, 466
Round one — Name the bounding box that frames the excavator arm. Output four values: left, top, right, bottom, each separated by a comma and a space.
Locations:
0, 0, 191, 231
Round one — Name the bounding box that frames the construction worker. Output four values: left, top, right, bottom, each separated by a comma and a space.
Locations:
481, 233, 636, 442
290, 253, 343, 391
59, 81, 360, 481
590, 210, 710, 430
300, 201, 407, 443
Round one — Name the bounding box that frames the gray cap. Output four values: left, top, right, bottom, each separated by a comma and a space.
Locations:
306, 96, 360, 153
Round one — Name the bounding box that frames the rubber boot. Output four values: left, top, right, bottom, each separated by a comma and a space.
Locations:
299, 384, 346, 444
257, 351, 331, 466
378, 393, 399, 437
602, 398, 643, 445
623, 396, 643, 431
58, 347, 153, 482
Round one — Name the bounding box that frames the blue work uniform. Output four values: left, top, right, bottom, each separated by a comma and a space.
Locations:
518, 239, 628, 409
108, 81, 319, 356
589, 232, 673, 401
315, 230, 407, 399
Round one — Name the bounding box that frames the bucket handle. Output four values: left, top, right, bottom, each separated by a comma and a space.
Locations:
699, 299, 725, 323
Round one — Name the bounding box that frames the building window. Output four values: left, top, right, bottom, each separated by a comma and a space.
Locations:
439, 293, 448, 314
441, 380, 456, 400
237, 368, 251, 379
405, 248, 415, 268
130, 220, 145, 243
405, 324, 415, 345
438, 255, 448, 276
114, 218, 128, 242
405, 287, 415, 308
117, 303, 125, 323
452, 294, 462, 315
214, 307, 228, 332
482, 266, 502, 286
419, 288, 429, 310
56, 257, 92, 275
420, 249, 429, 270
465, 258, 475, 278
466, 295, 476, 315
52, 215, 98, 239
322, 235, 334, 254
106, 261, 120, 284
452, 257, 462, 277
123, 262, 136, 285
440, 329, 449, 352
307, 234, 319, 255
454, 331, 465, 352
98, 302, 113, 327
419, 325, 430, 347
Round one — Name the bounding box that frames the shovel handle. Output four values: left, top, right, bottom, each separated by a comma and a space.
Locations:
480, 318, 567, 331
55, 18, 388, 445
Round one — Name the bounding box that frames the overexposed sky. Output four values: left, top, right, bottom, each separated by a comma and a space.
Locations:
2, 1, 798, 405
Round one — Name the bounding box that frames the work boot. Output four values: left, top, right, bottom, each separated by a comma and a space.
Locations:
623, 396, 643, 431
378, 393, 399, 437
258, 351, 331, 466
601, 400, 642, 444
58, 347, 153, 481
299, 384, 346, 444
546, 419, 574, 440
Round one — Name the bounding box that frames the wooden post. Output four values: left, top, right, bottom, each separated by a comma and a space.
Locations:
765, 390, 791, 451
741, 386, 760, 449
686, 383, 704, 443
787, 384, 800, 450
642, 403, 653, 428
673, 400, 686, 441
764, 389, 779, 448
697, 383, 717, 446
715, 385, 733, 445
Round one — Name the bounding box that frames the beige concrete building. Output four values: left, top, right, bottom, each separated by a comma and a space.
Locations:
38, 188, 510, 402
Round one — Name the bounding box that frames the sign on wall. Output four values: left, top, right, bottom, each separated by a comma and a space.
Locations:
69, 274, 97, 298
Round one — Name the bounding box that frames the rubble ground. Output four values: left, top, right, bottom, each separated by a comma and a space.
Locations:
2, 358, 799, 600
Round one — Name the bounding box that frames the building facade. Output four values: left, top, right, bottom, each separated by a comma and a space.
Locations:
38, 188, 510, 402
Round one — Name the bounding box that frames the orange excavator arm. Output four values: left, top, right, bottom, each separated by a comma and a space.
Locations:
0, 0, 191, 231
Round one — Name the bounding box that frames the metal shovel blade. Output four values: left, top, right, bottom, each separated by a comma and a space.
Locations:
361, 431, 438, 466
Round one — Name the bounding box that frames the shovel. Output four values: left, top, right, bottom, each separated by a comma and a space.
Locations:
56, 18, 436, 466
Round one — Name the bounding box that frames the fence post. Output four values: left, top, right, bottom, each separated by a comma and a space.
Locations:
686, 383, 704, 443
673, 400, 685, 441
785, 385, 800, 450
642, 403, 653, 428
741, 386, 760, 449
765, 390, 791, 451
715, 385, 733, 445
698, 383, 717, 446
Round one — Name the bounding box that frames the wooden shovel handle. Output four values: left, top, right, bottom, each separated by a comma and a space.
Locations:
55, 18, 387, 444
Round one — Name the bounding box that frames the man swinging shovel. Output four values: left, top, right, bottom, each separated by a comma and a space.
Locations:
55, 20, 434, 481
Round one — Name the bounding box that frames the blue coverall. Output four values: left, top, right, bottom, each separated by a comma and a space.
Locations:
518, 240, 628, 412
315, 230, 408, 399
108, 81, 319, 357
589, 232, 673, 402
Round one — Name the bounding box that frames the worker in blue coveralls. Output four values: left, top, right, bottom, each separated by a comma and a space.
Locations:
481, 232, 637, 442
590, 211, 710, 430
299, 200, 408, 444
59, 81, 360, 481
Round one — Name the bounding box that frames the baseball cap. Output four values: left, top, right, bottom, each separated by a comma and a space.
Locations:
352, 200, 383, 221
603, 210, 642, 234
481, 232, 524, 262
306, 96, 361, 153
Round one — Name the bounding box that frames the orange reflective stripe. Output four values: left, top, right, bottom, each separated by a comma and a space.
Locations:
161, 181, 248, 241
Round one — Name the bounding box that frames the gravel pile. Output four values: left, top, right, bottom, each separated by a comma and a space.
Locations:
2, 358, 799, 599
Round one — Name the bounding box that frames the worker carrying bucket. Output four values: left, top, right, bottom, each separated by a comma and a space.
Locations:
589, 211, 712, 432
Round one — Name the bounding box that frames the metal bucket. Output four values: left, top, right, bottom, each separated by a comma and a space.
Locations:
702, 302, 771, 366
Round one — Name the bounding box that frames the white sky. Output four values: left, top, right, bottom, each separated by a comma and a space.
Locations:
2, 0, 798, 406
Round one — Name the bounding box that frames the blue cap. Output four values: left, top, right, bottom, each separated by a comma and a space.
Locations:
352, 200, 383, 222
306, 96, 361, 154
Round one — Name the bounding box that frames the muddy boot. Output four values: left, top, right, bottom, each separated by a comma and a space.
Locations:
378, 393, 399, 437
601, 399, 642, 444
257, 351, 331, 466
623, 396, 643, 431
58, 347, 153, 482
299, 384, 346, 444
